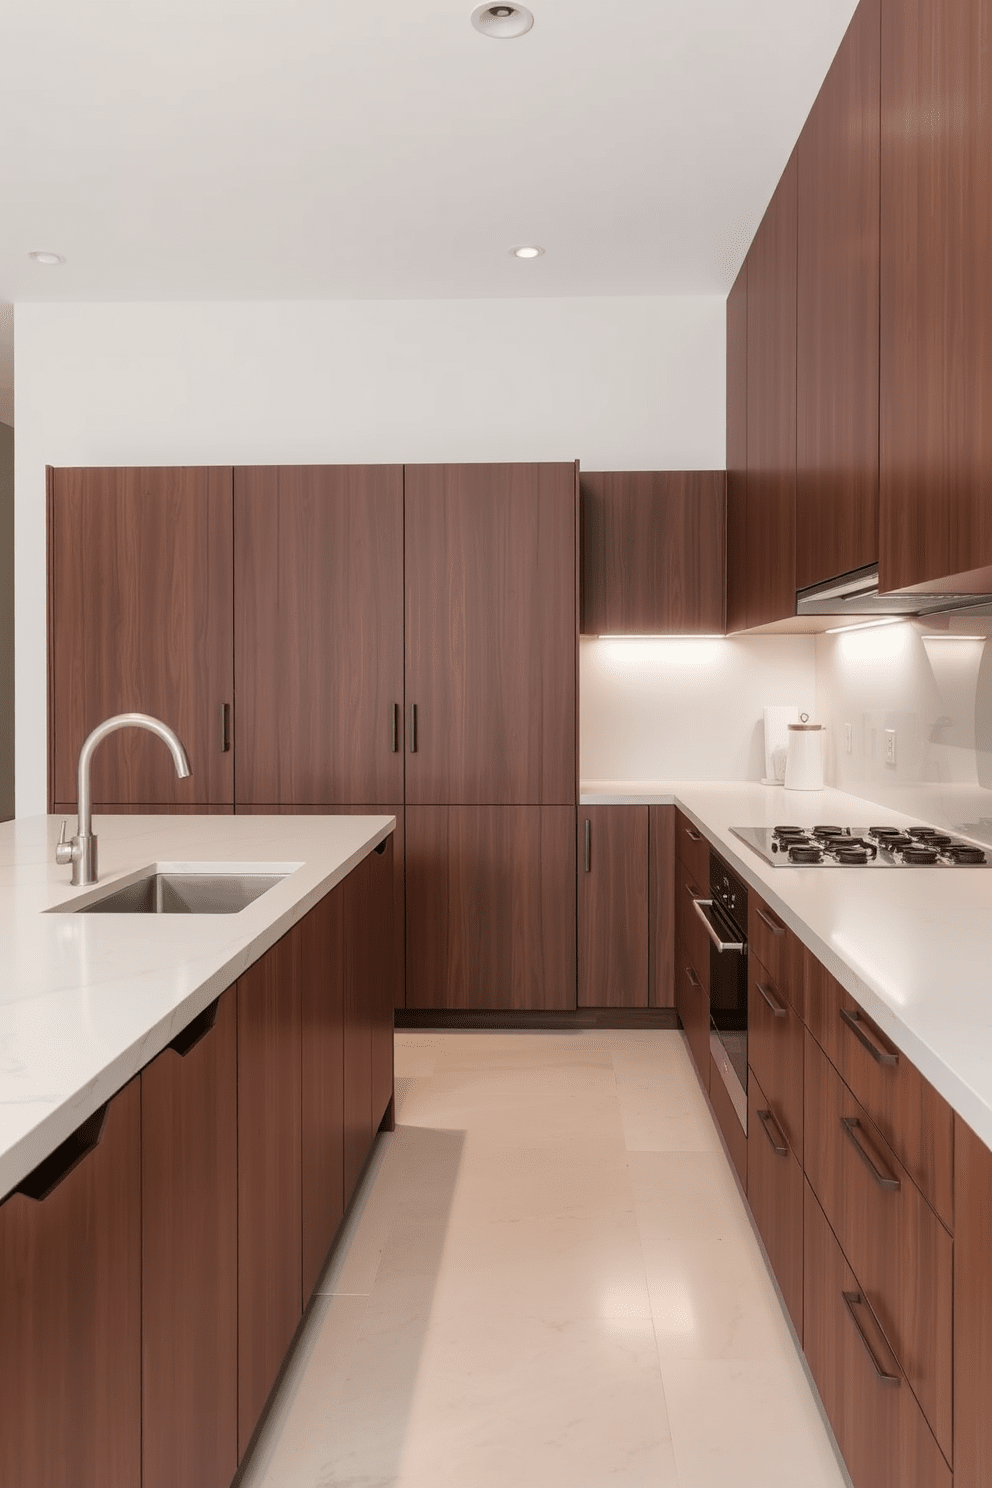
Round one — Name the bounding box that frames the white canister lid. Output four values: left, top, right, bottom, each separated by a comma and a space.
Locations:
788, 712, 823, 731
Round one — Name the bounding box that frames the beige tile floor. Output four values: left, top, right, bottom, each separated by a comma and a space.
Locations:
241, 1030, 852, 1488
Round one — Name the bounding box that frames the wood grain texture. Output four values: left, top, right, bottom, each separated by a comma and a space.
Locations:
342, 854, 374, 1200
675, 856, 709, 990
366, 838, 396, 1133
953, 1114, 992, 1487
676, 957, 710, 1094
804, 1180, 951, 1488
49, 466, 234, 806
674, 807, 710, 884
747, 1065, 802, 1337
648, 805, 675, 1008
804, 950, 953, 1228
796, 0, 880, 589
880, 0, 992, 592
0, 1081, 141, 1488
243, 804, 405, 1010
748, 950, 803, 1156
234, 465, 405, 805
141, 990, 238, 1488
709, 1052, 746, 1185
54, 802, 234, 816
300, 886, 346, 1302
746, 150, 798, 628
804, 1031, 952, 1460
404, 463, 576, 805
748, 893, 803, 1010
237, 926, 303, 1458
726, 262, 749, 634
405, 805, 577, 1010
579, 472, 725, 635
577, 806, 649, 1008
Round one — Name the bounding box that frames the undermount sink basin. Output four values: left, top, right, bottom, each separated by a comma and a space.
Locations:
74, 870, 289, 915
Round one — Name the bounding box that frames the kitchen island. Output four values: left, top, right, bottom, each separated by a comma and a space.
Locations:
0, 811, 396, 1488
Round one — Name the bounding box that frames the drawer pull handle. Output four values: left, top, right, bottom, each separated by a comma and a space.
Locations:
842, 1291, 900, 1387
756, 981, 788, 1019
693, 898, 745, 953
16, 1104, 108, 1202
584, 819, 591, 873
684, 878, 701, 902
757, 1107, 789, 1157
841, 1116, 900, 1191
840, 1008, 898, 1066
168, 997, 220, 1058
684, 964, 701, 990
755, 905, 786, 937
684, 825, 703, 842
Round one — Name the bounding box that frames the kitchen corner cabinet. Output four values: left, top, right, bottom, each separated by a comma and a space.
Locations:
47, 466, 235, 809
577, 804, 675, 1009
796, 0, 880, 589
579, 472, 726, 636
0, 1080, 141, 1488
141, 991, 238, 1488
234, 465, 405, 806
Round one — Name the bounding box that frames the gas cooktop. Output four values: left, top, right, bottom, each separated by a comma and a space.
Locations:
730, 824, 991, 868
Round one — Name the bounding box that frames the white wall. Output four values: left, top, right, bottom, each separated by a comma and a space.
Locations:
580, 635, 817, 782
0, 421, 13, 822
814, 619, 992, 838
14, 295, 726, 816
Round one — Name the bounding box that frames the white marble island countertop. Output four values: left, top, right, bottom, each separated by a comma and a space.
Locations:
582, 780, 992, 1150
0, 812, 394, 1201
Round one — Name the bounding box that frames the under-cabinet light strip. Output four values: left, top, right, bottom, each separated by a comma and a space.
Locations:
824, 618, 903, 635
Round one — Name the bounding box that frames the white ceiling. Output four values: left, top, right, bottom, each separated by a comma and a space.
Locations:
0, 0, 859, 307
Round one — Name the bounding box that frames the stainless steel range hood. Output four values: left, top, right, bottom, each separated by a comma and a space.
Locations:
795, 564, 992, 618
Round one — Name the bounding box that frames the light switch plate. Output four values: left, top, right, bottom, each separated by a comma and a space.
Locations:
844, 722, 853, 755
884, 728, 897, 766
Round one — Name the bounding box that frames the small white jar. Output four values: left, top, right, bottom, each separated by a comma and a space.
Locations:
784, 716, 825, 791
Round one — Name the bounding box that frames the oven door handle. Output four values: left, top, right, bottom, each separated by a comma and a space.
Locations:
692, 898, 746, 954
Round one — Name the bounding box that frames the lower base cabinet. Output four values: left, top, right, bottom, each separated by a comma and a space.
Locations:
0, 1081, 142, 1488
142, 991, 238, 1488
953, 1113, 992, 1486
804, 1181, 951, 1488
746, 1066, 802, 1337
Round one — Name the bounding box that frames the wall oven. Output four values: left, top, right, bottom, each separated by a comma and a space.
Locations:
693, 851, 748, 1130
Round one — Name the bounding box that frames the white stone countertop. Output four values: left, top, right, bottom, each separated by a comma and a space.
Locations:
582, 780, 992, 1150
0, 812, 394, 1201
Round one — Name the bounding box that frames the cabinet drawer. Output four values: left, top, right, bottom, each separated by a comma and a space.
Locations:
804, 1032, 952, 1461
710, 1051, 746, 1187
675, 947, 710, 1094
748, 892, 802, 1007
748, 951, 803, 1155
747, 1065, 802, 1338
804, 1182, 951, 1488
675, 808, 709, 883
675, 858, 709, 987
804, 953, 953, 1228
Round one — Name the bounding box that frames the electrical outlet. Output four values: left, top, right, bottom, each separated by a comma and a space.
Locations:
884, 728, 897, 766
844, 722, 853, 755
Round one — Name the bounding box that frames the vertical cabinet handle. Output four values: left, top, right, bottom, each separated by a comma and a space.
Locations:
168, 998, 220, 1058
842, 1291, 900, 1387
219, 702, 231, 753
408, 704, 418, 753
390, 703, 400, 753
584, 819, 591, 872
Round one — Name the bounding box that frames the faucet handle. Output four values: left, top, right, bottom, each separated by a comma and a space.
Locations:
55, 819, 75, 867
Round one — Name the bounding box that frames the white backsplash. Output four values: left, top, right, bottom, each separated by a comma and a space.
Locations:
580, 634, 817, 782
814, 618, 992, 839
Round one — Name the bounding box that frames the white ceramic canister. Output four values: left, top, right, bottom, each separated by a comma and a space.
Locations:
784, 714, 825, 790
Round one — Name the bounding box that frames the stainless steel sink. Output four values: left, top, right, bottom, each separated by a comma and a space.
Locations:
76, 871, 288, 915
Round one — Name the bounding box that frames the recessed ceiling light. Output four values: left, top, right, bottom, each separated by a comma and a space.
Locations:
511, 244, 544, 259
28, 250, 65, 266
471, 4, 534, 39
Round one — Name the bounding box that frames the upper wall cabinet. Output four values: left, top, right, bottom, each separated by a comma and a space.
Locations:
796, 0, 880, 590
404, 462, 576, 806
726, 264, 749, 634
879, 0, 992, 595
742, 148, 799, 631
48, 466, 235, 808
579, 471, 725, 636
234, 465, 404, 806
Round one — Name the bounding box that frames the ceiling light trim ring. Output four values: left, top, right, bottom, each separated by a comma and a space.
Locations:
28, 250, 65, 266
471, 5, 535, 39
511, 244, 544, 259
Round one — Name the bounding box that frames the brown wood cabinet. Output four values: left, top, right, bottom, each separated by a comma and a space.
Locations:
0, 1081, 141, 1488
648, 805, 675, 1009
405, 805, 576, 1010
725, 262, 749, 635
953, 1113, 992, 1487
141, 991, 238, 1488
578, 805, 649, 1008
237, 924, 304, 1457
795, 0, 880, 590
404, 462, 576, 806
747, 1065, 802, 1335
742, 148, 798, 630
579, 471, 725, 635
674, 850, 710, 1091
879, 0, 992, 595
343, 839, 395, 1202
233, 465, 405, 806
301, 888, 346, 1302
48, 466, 234, 808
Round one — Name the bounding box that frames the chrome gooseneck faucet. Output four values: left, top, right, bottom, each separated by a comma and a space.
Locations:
56, 713, 192, 886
